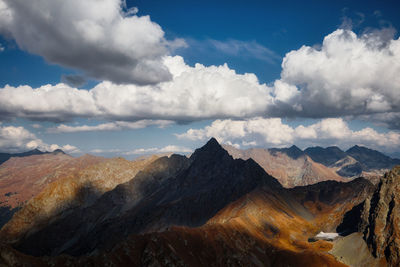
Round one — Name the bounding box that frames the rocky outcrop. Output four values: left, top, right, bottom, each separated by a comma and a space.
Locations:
358, 165, 400, 266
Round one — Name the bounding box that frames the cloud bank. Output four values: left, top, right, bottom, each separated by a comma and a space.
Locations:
48, 120, 174, 133
0, 27, 399, 130
124, 145, 192, 155
177, 118, 400, 153
0, 125, 78, 153
0, 0, 185, 84
0, 56, 272, 122
272, 28, 400, 121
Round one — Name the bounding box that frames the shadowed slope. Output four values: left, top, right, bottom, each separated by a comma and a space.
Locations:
0, 155, 160, 243
9, 138, 282, 256
0, 153, 105, 229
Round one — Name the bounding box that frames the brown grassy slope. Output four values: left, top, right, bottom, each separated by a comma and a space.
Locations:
0, 155, 160, 242
0, 153, 106, 209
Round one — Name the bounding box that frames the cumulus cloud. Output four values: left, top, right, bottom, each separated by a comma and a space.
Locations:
0, 56, 273, 122
271, 28, 400, 121
0, 0, 186, 84
48, 120, 174, 133
0, 125, 78, 153
177, 118, 400, 153
125, 145, 192, 155
0, 8, 400, 132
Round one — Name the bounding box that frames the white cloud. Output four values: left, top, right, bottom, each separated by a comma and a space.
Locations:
90, 148, 122, 154
31, 123, 42, 129
0, 125, 78, 153
272, 28, 400, 121
177, 118, 400, 153
48, 120, 174, 133
0, 43, 4, 52
0, 0, 185, 84
125, 145, 191, 155
0, 56, 273, 122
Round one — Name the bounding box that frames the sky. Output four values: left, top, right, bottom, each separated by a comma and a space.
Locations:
0, 0, 400, 158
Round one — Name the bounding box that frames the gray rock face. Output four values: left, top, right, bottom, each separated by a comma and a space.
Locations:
357, 166, 400, 266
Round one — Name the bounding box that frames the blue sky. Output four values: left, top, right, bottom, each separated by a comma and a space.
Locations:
0, 0, 400, 158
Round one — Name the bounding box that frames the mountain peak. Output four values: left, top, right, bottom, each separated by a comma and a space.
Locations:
190, 137, 230, 162
269, 145, 304, 159
51, 149, 65, 155
205, 137, 220, 147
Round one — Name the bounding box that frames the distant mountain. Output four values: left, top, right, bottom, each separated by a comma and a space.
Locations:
0, 152, 104, 230
303, 145, 400, 181
0, 149, 65, 165
269, 145, 305, 159
304, 146, 347, 166
346, 145, 400, 170
224, 144, 345, 187
0, 154, 161, 242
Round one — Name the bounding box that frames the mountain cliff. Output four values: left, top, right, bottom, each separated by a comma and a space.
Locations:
358, 166, 400, 266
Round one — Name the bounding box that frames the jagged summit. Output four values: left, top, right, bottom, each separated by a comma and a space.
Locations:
190, 137, 230, 161
346, 145, 400, 170
51, 149, 65, 155
269, 145, 304, 159
304, 146, 347, 166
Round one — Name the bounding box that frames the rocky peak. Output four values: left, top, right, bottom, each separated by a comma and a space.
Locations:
346, 145, 400, 170
359, 165, 400, 266
269, 145, 304, 159
304, 146, 347, 166
51, 149, 65, 155
190, 137, 231, 162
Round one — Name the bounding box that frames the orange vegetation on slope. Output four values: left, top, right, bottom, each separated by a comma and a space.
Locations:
0, 153, 105, 209
0, 155, 160, 242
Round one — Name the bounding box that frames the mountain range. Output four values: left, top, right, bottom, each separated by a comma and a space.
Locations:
0, 138, 399, 266
224, 144, 400, 187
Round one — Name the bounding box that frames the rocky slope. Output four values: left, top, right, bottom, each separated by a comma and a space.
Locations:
5, 138, 284, 256
358, 165, 400, 266
0, 155, 160, 243
0, 174, 372, 266
223, 144, 345, 187
0, 152, 105, 229
0, 139, 389, 266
